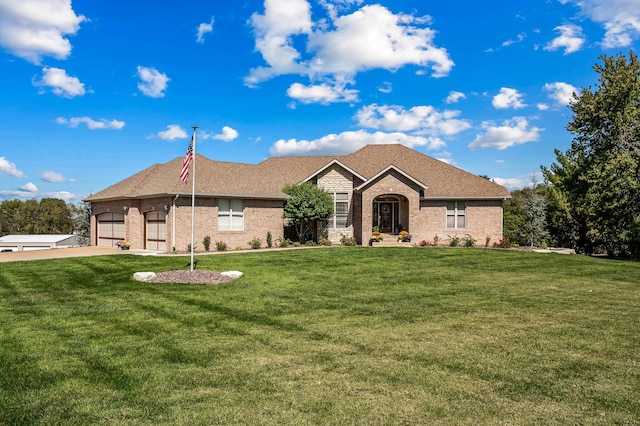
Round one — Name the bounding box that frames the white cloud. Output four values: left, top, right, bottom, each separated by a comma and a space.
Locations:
356, 104, 471, 136
245, 0, 313, 86
544, 82, 578, 106
32, 67, 85, 98
492, 87, 526, 109
537, 103, 550, 111
432, 151, 455, 165
491, 176, 533, 190
19, 182, 38, 192
270, 129, 444, 156
213, 126, 239, 142
136, 66, 170, 98
445, 90, 466, 104
41, 171, 74, 183
157, 125, 187, 141
0, 0, 86, 64
246, 2, 454, 92
544, 24, 585, 54
502, 32, 526, 47
468, 117, 543, 150
0, 157, 25, 177
287, 81, 359, 104
196, 17, 214, 43
318, 0, 364, 20
378, 81, 392, 94
308, 5, 453, 78
56, 116, 125, 129
560, 0, 640, 48
0, 188, 80, 202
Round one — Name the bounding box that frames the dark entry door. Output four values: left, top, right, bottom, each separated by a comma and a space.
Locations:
379, 203, 393, 233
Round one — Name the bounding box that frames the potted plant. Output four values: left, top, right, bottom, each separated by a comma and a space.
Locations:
397, 230, 411, 242
116, 241, 131, 250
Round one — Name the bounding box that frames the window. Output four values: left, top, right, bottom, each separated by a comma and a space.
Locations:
218, 199, 244, 231
446, 201, 466, 229
332, 192, 349, 228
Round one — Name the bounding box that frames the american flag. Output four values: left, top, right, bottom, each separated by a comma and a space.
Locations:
179, 134, 194, 184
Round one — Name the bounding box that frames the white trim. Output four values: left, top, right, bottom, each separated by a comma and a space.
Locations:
302, 159, 367, 183
355, 165, 428, 192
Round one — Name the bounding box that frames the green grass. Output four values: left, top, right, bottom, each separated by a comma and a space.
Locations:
1, 248, 639, 425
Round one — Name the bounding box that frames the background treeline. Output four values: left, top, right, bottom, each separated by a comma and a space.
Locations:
0, 198, 90, 245
505, 51, 640, 257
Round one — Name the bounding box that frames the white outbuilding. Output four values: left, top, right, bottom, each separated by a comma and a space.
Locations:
0, 235, 80, 252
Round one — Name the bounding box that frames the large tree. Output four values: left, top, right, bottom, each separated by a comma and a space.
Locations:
0, 198, 75, 236
543, 51, 640, 256
282, 182, 334, 243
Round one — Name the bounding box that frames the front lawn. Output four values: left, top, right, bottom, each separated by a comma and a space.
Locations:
0, 248, 638, 425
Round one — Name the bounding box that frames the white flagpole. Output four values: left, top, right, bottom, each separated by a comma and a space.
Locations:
190, 126, 197, 271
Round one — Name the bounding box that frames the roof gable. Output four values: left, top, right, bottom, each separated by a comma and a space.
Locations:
355, 165, 428, 192
303, 159, 367, 183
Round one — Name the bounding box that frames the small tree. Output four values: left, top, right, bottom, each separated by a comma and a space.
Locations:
72, 202, 91, 246
282, 182, 334, 243
524, 185, 549, 247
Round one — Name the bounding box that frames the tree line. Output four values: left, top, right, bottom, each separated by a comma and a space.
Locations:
0, 198, 90, 245
506, 51, 639, 257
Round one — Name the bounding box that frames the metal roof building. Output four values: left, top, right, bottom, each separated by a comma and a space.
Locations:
0, 235, 80, 252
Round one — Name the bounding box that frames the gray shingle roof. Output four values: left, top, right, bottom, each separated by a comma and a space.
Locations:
86, 144, 509, 201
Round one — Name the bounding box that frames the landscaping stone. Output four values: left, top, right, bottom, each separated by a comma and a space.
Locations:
221, 270, 243, 279
133, 272, 157, 282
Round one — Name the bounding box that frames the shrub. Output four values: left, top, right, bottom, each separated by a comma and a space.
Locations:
235, 245, 243, 251
215, 241, 228, 251
318, 237, 332, 246
276, 237, 291, 248
266, 231, 273, 248
448, 235, 461, 247
433, 235, 440, 246
293, 241, 300, 247
203, 235, 211, 252
485, 236, 491, 248
419, 240, 430, 247
187, 242, 198, 252
249, 237, 262, 249
305, 240, 318, 246
340, 235, 357, 246
493, 238, 511, 249
462, 234, 477, 247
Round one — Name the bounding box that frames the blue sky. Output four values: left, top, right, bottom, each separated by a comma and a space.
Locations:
1, 0, 639, 202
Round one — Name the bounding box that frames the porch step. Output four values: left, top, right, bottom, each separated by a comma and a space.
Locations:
368, 234, 413, 247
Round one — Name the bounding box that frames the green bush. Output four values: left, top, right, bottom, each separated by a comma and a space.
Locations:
276, 237, 291, 248
203, 236, 211, 252
215, 241, 228, 251
448, 235, 461, 247
318, 237, 332, 246
462, 234, 477, 247
266, 231, 273, 248
249, 237, 262, 249
340, 235, 357, 246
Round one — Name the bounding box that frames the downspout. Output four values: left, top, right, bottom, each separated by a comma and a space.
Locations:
172, 194, 179, 251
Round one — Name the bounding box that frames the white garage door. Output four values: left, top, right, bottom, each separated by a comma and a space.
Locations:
146, 211, 166, 251
97, 213, 125, 247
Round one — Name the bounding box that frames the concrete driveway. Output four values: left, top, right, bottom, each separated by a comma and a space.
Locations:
0, 246, 142, 263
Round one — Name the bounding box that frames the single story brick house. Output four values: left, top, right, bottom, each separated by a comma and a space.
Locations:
85, 144, 510, 251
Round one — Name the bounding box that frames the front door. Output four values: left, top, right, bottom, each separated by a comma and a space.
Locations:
373, 199, 400, 233
380, 203, 393, 233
